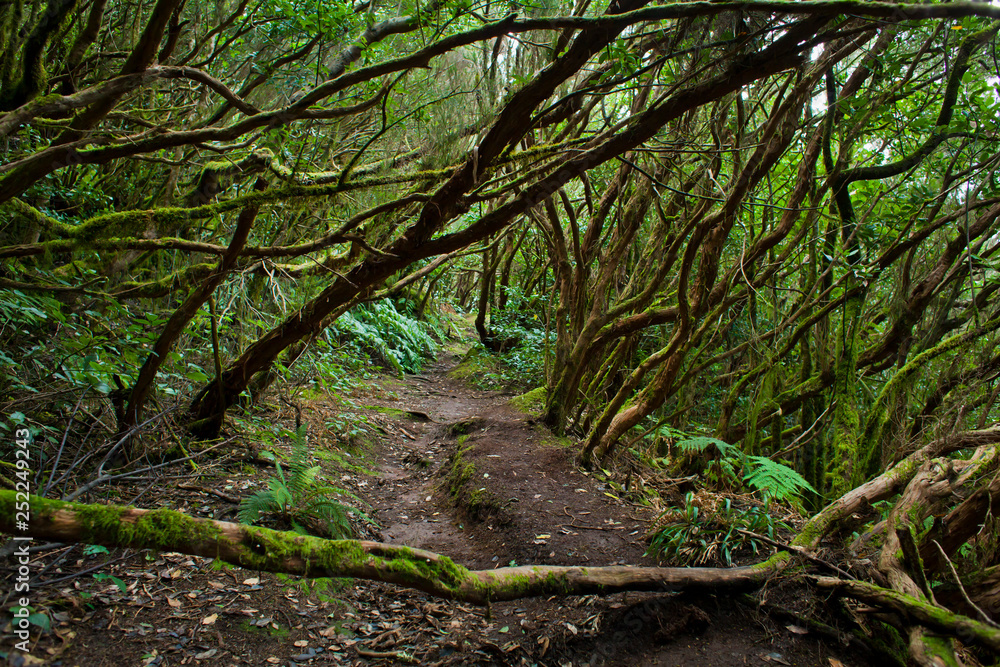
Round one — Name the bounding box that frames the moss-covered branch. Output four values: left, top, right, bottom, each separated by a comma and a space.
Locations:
0, 492, 772, 605
814, 577, 1000, 654
792, 426, 1000, 550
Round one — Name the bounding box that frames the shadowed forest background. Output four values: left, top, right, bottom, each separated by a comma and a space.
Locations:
4, 0, 1000, 665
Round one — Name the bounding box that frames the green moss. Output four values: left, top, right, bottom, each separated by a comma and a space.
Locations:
74, 502, 222, 549
483, 568, 573, 598
509, 387, 546, 416
267, 624, 290, 639
448, 347, 498, 382
542, 433, 575, 449
441, 444, 512, 527
366, 406, 409, 419
3, 493, 496, 601
239, 619, 262, 634
448, 418, 482, 437
917, 633, 961, 666
447, 445, 476, 495
1, 494, 223, 552
241, 526, 364, 570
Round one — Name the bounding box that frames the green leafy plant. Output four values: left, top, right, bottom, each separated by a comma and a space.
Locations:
93, 572, 127, 593
330, 300, 436, 374
238, 427, 363, 538
742, 455, 815, 503
7, 606, 51, 633
646, 492, 784, 566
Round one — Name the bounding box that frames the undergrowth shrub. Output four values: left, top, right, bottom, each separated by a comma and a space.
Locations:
0, 286, 215, 406
238, 427, 365, 538
646, 492, 783, 566
643, 435, 812, 565
330, 300, 436, 374
674, 436, 816, 504
459, 287, 551, 389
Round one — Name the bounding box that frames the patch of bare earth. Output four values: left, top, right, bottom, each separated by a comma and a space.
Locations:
3, 353, 875, 666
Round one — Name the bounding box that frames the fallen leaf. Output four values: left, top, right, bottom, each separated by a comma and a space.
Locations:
828, 660, 844, 667
499, 626, 509, 633
166, 596, 181, 608
535, 534, 551, 540
786, 624, 808, 635
242, 577, 259, 586
294, 639, 309, 647
195, 648, 217, 660
202, 613, 218, 625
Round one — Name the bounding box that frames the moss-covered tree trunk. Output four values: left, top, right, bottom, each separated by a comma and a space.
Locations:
0, 492, 771, 604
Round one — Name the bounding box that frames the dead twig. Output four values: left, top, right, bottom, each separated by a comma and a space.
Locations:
735, 528, 857, 580
932, 540, 1000, 628
356, 647, 418, 663
177, 482, 240, 503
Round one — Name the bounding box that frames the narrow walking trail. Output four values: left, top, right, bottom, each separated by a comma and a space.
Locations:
353, 352, 653, 572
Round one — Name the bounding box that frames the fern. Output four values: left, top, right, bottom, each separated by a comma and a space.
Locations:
238, 426, 366, 538
676, 436, 814, 503
237, 490, 280, 524
677, 436, 734, 458
743, 455, 816, 502
331, 300, 437, 374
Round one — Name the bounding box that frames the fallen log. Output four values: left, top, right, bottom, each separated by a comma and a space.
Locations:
0, 492, 771, 605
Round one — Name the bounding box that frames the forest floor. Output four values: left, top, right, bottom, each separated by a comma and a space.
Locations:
2, 349, 873, 666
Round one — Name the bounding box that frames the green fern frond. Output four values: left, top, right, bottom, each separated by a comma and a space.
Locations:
677, 436, 734, 457
238, 424, 369, 539
267, 470, 293, 510
238, 490, 280, 524
743, 455, 816, 502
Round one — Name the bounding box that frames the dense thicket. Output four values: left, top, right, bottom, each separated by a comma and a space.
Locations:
4, 1, 1000, 664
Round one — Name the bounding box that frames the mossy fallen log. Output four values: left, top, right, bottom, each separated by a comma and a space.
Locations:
0, 492, 770, 605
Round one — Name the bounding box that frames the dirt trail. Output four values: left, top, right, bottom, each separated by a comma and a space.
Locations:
360, 353, 506, 566
355, 353, 654, 572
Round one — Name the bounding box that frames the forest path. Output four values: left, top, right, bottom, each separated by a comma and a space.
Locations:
356, 351, 506, 567
350, 348, 653, 572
